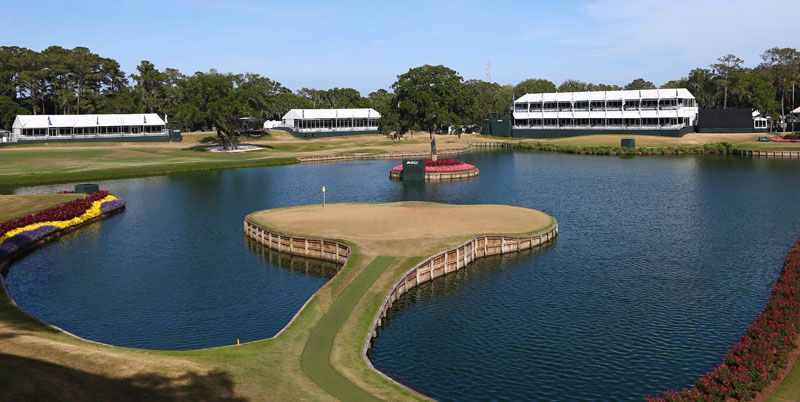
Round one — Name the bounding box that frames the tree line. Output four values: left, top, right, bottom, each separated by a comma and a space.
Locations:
1, 45, 797, 133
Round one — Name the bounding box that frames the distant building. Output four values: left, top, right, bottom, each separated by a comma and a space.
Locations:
510, 89, 699, 137
11, 114, 168, 143
280, 108, 380, 138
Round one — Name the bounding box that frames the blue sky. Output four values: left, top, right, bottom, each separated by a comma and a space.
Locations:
1, 0, 796, 94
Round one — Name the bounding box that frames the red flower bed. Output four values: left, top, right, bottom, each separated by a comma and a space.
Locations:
391, 162, 477, 173
425, 159, 463, 167
424, 162, 477, 173
392, 159, 477, 173
648, 239, 800, 401
771, 138, 800, 143
0, 191, 111, 236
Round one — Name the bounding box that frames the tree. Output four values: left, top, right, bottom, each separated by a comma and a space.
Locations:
624, 78, 656, 90
729, 70, 778, 117
514, 78, 556, 97
558, 79, 592, 92
367, 89, 398, 135
463, 80, 513, 127
660, 78, 688, 89
131, 60, 167, 114
760, 47, 800, 126
390, 65, 464, 158
0, 95, 26, 130
711, 54, 744, 108
0, 46, 31, 100
684, 68, 717, 108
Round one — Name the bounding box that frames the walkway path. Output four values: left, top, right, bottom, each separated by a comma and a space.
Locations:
300, 256, 395, 402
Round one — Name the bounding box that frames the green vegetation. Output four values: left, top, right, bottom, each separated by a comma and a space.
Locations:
769, 358, 800, 402
513, 141, 734, 156
0, 144, 298, 186
301, 256, 395, 402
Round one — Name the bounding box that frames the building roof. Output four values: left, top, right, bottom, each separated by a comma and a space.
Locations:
12, 114, 165, 129
792, 106, 800, 115
516, 88, 695, 103
282, 108, 381, 120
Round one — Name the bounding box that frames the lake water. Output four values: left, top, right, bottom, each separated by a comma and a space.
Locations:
4, 151, 800, 400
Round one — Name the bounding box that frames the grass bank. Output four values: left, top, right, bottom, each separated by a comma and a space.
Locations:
0, 194, 83, 221
1, 131, 797, 189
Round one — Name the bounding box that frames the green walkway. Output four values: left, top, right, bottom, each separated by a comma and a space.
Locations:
301, 256, 395, 402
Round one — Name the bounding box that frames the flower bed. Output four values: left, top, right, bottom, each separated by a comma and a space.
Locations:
0, 191, 125, 259
391, 159, 477, 173
649, 238, 800, 401
425, 159, 462, 167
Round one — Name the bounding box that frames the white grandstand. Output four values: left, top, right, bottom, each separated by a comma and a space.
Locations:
512, 89, 698, 132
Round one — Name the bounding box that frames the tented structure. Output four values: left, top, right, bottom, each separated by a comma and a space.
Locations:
11, 114, 168, 142
281, 108, 380, 137
511, 89, 699, 137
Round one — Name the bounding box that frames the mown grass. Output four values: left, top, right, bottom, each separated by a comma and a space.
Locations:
0, 194, 83, 221
0, 146, 299, 186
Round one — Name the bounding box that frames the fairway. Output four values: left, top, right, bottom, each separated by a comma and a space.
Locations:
301, 256, 395, 402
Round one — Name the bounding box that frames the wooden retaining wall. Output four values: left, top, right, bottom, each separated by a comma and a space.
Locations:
244, 218, 350, 265
362, 223, 558, 356
243, 215, 558, 378
470, 141, 512, 149
298, 147, 469, 164
389, 168, 480, 181
733, 149, 800, 159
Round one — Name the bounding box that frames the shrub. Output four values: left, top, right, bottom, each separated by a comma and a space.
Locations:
648, 238, 800, 401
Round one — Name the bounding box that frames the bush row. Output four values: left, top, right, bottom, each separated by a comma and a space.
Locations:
648, 238, 800, 401
513, 142, 734, 156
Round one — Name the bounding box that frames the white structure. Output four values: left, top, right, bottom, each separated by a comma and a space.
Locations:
753, 110, 769, 130
281, 108, 380, 135
513, 89, 698, 132
262, 120, 283, 129
11, 114, 167, 142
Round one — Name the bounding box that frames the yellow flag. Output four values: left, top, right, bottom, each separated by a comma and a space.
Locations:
322, 185, 326, 193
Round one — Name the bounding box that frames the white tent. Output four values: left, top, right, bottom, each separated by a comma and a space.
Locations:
11, 113, 167, 142
281, 108, 380, 134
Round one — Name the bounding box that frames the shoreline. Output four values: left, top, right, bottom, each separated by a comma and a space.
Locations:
2, 132, 800, 188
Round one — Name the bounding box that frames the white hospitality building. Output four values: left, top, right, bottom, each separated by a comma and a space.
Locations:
512, 89, 699, 137
280, 108, 380, 138
10, 114, 169, 142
